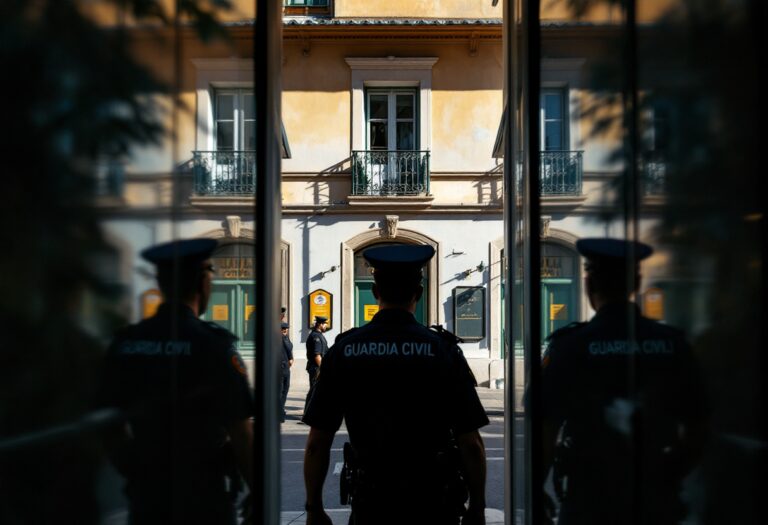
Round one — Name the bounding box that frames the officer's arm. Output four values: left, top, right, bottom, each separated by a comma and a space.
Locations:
304, 427, 335, 510
457, 429, 487, 518
227, 418, 254, 490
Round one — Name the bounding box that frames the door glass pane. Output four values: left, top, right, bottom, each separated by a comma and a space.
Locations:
217, 93, 235, 118
244, 121, 256, 150
243, 93, 255, 119
216, 121, 234, 151
368, 94, 388, 119
543, 93, 562, 119
544, 121, 562, 151
369, 121, 388, 150
396, 122, 414, 150
396, 94, 414, 118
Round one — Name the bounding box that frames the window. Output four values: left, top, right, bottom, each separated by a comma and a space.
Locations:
215, 89, 255, 151
540, 89, 568, 151
366, 89, 418, 151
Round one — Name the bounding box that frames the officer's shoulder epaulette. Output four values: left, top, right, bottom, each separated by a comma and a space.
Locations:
546, 321, 587, 342
334, 327, 360, 344
429, 324, 464, 345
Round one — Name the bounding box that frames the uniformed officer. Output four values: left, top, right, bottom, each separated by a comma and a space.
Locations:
538, 238, 707, 525
303, 245, 489, 525
101, 239, 253, 525
280, 321, 294, 423
303, 315, 329, 415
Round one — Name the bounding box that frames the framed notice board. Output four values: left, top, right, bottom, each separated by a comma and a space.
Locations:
308, 289, 333, 329
453, 286, 486, 341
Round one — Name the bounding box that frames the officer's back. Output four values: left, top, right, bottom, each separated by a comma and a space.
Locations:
323, 308, 477, 474
102, 239, 252, 525
539, 239, 707, 524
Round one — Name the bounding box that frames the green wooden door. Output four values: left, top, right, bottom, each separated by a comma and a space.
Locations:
354, 277, 427, 327
202, 281, 254, 353
541, 278, 575, 341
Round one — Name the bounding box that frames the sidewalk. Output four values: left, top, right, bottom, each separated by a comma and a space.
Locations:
281, 382, 506, 524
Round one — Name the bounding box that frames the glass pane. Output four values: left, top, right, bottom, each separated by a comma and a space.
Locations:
543, 92, 562, 119
244, 121, 256, 150
396, 122, 414, 150
217, 93, 234, 119
396, 94, 414, 118
368, 94, 388, 119
544, 121, 562, 150
369, 121, 387, 150
216, 121, 234, 150
243, 93, 255, 119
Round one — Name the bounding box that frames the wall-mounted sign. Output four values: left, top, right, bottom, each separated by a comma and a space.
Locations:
212, 304, 229, 321
211, 256, 254, 280
308, 289, 333, 329
141, 289, 163, 319
550, 303, 568, 320
643, 287, 665, 320
364, 304, 379, 321
453, 286, 486, 341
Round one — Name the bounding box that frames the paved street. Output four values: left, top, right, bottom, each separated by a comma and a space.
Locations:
100, 383, 513, 525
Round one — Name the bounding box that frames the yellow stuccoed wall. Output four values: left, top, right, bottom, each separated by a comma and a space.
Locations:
335, 0, 501, 19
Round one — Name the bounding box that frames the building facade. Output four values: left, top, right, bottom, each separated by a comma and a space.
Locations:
100, 0, 676, 387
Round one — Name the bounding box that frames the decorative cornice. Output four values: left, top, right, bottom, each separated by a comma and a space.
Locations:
345, 56, 439, 70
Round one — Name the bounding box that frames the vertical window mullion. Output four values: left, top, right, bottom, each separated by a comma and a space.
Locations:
388, 91, 396, 151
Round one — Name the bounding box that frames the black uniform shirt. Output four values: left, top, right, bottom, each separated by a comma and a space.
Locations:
305, 329, 328, 370
303, 309, 489, 476
102, 303, 252, 484
540, 302, 707, 513
281, 334, 294, 369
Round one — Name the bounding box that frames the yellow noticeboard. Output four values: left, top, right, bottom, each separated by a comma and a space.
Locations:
364, 304, 379, 321
308, 289, 333, 329
141, 289, 163, 319
550, 303, 568, 320
245, 305, 256, 321
212, 304, 229, 321
644, 288, 665, 320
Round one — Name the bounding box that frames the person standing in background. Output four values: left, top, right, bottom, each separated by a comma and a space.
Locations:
280, 321, 294, 423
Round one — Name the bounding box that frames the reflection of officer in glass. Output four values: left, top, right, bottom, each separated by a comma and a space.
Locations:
102, 239, 253, 525
303, 245, 489, 525
281, 321, 294, 423
539, 238, 707, 524
304, 315, 329, 415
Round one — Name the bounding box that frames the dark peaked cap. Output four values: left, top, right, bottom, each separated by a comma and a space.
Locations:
363, 245, 435, 277
141, 238, 218, 267
576, 238, 653, 262
314, 316, 328, 323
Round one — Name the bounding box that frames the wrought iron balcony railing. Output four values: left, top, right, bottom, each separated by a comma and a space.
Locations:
540, 150, 583, 196
192, 151, 256, 195
351, 150, 430, 196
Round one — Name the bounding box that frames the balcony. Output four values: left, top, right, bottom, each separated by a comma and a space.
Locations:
192, 151, 256, 196
351, 150, 430, 196
540, 150, 583, 196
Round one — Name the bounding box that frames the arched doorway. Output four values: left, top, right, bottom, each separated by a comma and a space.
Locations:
353, 242, 428, 327
341, 227, 440, 331
202, 242, 256, 352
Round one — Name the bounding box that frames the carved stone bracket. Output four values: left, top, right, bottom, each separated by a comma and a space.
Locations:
540, 216, 551, 239
384, 215, 399, 239
225, 215, 242, 238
